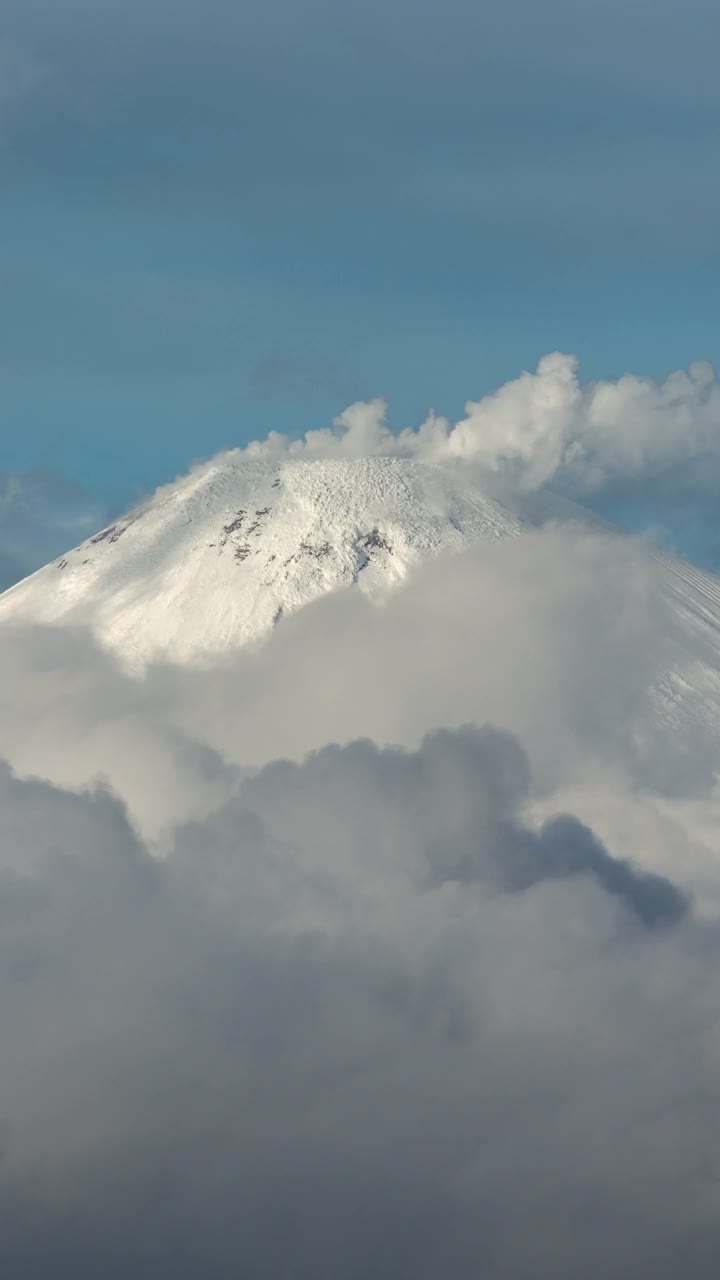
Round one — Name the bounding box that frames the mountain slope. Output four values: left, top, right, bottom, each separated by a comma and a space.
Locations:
3, 450, 720, 758
0, 457, 525, 667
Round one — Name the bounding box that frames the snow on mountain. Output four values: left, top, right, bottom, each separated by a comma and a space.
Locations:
3, 448, 720, 756
0, 456, 525, 668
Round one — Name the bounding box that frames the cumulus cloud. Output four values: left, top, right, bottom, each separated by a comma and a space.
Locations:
222, 353, 720, 508
0, 720, 714, 1279
0, 527, 676, 835
1, 477, 720, 1273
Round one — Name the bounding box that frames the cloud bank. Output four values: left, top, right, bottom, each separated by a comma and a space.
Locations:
1, 514, 720, 1275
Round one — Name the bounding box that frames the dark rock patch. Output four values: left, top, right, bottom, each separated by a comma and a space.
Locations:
299, 540, 332, 559
361, 528, 393, 554
222, 511, 246, 537
90, 524, 126, 546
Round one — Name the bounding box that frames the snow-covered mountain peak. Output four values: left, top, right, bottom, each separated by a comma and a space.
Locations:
0, 456, 524, 667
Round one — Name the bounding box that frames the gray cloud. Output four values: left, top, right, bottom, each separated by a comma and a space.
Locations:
0, 724, 708, 1279
0, 517, 717, 1274
517, 813, 687, 925
242, 726, 688, 926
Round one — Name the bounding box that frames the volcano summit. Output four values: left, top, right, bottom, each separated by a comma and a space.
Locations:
4, 449, 720, 764
0, 456, 524, 668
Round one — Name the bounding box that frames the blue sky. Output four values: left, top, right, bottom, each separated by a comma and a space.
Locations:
2, 0, 719, 526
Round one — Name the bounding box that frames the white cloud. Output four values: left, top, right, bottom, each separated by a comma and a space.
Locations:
0, 527, 672, 838
201, 353, 720, 505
